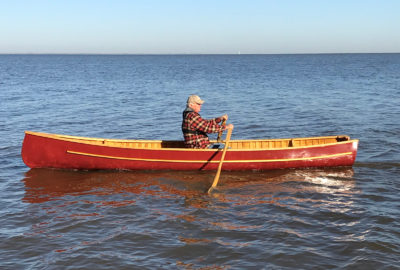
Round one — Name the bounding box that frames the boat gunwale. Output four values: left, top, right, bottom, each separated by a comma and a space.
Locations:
24, 131, 359, 152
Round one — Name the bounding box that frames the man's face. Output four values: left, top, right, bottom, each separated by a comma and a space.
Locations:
190, 103, 202, 113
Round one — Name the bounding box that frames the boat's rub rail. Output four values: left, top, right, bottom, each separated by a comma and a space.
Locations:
25, 131, 356, 151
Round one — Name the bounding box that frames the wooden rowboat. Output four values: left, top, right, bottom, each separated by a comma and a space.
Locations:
21, 131, 358, 171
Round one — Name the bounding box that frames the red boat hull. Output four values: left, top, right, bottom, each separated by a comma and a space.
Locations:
21, 131, 358, 171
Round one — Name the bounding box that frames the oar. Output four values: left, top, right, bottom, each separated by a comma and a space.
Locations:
217, 119, 226, 142
208, 127, 233, 194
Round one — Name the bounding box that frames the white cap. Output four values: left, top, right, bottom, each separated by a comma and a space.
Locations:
187, 95, 204, 105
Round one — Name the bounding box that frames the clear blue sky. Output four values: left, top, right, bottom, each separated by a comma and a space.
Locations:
1, 0, 399, 54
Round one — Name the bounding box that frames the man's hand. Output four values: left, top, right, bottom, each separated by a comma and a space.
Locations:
226, 124, 234, 130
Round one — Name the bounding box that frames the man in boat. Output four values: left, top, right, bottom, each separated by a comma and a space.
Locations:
182, 95, 234, 149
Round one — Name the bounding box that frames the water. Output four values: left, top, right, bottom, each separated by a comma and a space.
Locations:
1, 54, 399, 269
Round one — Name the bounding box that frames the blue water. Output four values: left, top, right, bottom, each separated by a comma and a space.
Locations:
1, 54, 399, 269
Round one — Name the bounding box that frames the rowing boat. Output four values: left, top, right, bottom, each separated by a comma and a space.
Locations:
21, 131, 358, 171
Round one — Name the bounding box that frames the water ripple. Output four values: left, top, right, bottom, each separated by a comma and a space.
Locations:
1, 54, 400, 269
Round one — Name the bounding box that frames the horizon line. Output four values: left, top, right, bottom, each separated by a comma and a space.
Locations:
1, 52, 399, 56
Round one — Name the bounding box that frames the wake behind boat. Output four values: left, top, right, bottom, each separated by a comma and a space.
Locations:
21, 131, 358, 171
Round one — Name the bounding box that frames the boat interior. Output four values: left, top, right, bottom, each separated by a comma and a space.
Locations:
27, 132, 352, 150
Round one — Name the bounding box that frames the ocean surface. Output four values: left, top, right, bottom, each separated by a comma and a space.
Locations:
0, 54, 399, 269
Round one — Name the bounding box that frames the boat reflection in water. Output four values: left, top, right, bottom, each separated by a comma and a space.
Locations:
22, 169, 214, 207
22, 167, 356, 208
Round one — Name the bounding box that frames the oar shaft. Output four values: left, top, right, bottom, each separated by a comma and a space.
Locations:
208, 127, 233, 193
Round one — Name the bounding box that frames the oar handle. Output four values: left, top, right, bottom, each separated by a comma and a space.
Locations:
217, 119, 226, 142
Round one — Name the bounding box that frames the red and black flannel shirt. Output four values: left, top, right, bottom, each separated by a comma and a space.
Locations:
182, 108, 225, 149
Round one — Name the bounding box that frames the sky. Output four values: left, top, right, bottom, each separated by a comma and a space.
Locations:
1, 0, 399, 54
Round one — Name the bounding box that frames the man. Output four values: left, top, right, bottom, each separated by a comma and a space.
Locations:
182, 94, 234, 148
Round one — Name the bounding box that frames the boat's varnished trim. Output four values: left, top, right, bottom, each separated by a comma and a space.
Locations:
25, 131, 358, 151
67, 150, 353, 163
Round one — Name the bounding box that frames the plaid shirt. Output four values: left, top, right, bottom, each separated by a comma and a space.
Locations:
182, 108, 225, 149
